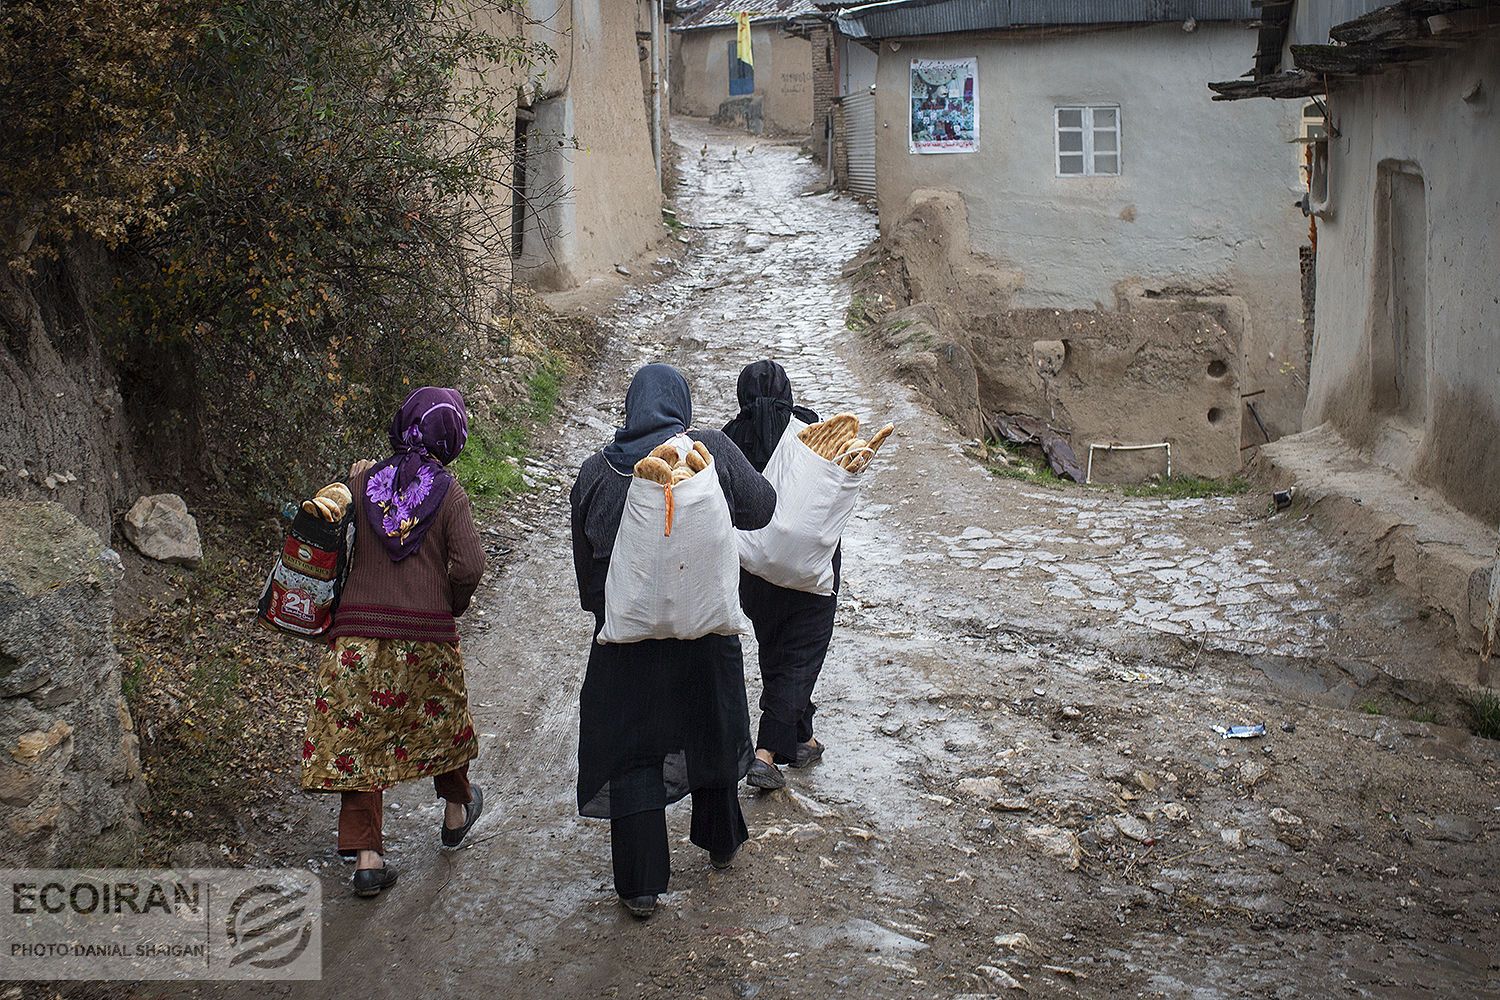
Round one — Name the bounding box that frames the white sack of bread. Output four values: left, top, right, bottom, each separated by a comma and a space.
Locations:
737, 418, 867, 596
599, 434, 748, 643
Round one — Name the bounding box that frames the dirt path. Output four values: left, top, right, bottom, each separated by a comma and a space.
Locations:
179, 121, 1500, 1000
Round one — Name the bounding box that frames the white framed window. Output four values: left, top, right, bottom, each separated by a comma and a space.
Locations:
1297, 101, 1327, 190
1055, 105, 1120, 177
1300, 102, 1327, 141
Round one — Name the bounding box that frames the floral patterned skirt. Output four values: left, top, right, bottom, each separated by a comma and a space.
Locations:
301, 637, 477, 792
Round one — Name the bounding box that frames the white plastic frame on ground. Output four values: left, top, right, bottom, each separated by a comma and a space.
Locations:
1084, 442, 1171, 485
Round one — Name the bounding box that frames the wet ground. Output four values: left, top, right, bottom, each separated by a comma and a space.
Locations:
175, 120, 1500, 999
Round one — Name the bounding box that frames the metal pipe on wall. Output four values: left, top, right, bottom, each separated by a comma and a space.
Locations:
650, 0, 663, 188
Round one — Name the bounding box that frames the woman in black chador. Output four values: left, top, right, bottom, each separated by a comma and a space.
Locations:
569, 364, 775, 919
722, 360, 840, 790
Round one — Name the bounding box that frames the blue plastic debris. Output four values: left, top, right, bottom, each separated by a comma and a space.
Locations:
1212, 724, 1267, 739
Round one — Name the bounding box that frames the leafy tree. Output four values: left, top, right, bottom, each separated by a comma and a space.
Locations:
3, 1, 557, 503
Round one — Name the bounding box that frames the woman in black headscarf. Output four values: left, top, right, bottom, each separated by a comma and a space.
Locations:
723, 360, 840, 791
570, 364, 775, 919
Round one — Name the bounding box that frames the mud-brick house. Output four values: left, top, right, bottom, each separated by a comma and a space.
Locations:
510, 0, 670, 289
1209, 0, 1500, 652
670, 0, 820, 137
835, 0, 1309, 480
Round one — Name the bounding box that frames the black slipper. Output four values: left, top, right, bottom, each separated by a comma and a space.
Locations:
790, 740, 825, 769
352, 865, 398, 898
746, 758, 785, 790
620, 894, 658, 919
441, 785, 484, 848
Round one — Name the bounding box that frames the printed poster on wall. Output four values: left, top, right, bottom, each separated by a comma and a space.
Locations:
909, 58, 977, 154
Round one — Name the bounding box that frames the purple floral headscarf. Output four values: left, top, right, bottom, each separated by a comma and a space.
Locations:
362, 386, 468, 561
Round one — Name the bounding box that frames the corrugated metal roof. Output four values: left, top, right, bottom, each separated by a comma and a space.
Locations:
674, 0, 823, 30
837, 0, 1257, 39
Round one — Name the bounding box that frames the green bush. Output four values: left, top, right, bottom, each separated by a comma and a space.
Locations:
452, 352, 565, 510
3, 1, 558, 507
1464, 690, 1500, 741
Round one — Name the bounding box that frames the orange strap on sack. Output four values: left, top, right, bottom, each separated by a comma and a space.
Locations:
663, 483, 674, 537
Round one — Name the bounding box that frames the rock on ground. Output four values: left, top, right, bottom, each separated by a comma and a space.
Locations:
123, 493, 202, 567
0, 501, 143, 864
1024, 824, 1082, 870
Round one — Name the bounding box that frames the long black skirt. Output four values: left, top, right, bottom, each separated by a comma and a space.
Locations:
740, 570, 837, 763
577, 616, 753, 820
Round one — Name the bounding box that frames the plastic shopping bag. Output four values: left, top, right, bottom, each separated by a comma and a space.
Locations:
599, 436, 749, 643
737, 419, 865, 596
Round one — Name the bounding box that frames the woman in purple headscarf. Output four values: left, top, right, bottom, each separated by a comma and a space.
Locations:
301, 387, 488, 898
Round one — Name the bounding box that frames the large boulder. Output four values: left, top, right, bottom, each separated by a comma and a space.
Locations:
123, 493, 202, 567
0, 501, 144, 865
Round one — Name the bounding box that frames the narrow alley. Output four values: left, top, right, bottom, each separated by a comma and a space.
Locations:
185, 122, 1500, 1000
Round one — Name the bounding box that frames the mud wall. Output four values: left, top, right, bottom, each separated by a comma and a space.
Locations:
671, 25, 813, 137
869, 23, 1308, 444
1299, 37, 1500, 527
971, 305, 1244, 480
516, 0, 664, 289
873, 189, 1247, 479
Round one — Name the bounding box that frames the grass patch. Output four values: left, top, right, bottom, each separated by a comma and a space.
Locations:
1463, 690, 1500, 740
845, 293, 875, 332
1120, 475, 1250, 500
122, 655, 146, 703
662, 208, 684, 233
453, 353, 566, 512
1409, 706, 1442, 725
985, 445, 1063, 488
116, 532, 302, 864
982, 438, 1248, 499
1358, 699, 1385, 716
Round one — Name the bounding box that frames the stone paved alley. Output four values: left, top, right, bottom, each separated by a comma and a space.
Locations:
180, 121, 1499, 1000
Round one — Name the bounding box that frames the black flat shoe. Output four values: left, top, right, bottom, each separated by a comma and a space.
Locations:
790, 740, 825, 769
620, 894, 658, 919
710, 847, 738, 870
746, 758, 785, 790
441, 785, 484, 848
352, 865, 398, 898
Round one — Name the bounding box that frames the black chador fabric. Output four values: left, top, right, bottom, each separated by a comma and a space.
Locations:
577, 626, 754, 818
609, 782, 747, 898
724, 360, 843, 761
570, 395, 775, 819
741, 570, 837, 762
722, 360, 817, 473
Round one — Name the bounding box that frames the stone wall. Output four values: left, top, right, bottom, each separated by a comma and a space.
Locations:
0, 501, 144, 865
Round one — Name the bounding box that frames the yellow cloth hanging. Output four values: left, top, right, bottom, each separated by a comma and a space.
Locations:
735, 12, 754, 66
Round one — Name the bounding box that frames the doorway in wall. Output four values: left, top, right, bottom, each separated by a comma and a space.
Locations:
728, 39, 754, 96
511, 104, 533, 259
1372, 162, 1429, 426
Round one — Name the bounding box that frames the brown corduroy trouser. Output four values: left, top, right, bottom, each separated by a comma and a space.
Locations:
337, 764, 472, 856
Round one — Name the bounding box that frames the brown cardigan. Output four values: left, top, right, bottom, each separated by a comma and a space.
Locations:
328, 468, 487, 644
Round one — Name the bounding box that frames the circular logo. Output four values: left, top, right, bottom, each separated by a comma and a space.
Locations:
224, 882, 315, 970
296, 545, 312, 562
